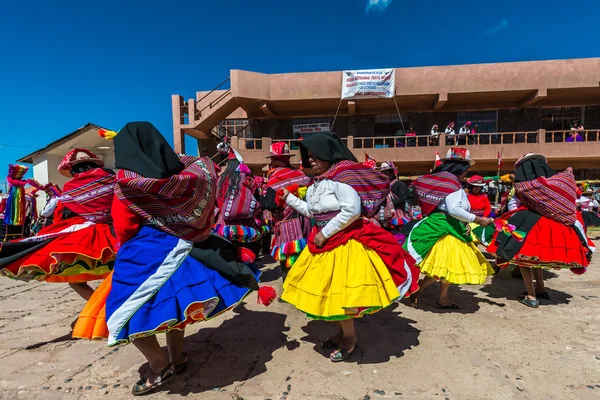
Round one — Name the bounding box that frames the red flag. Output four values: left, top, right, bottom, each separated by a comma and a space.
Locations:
497, 151, 503, 168
435, 151, 442, 168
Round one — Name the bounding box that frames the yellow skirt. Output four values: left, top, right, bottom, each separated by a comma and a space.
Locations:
281, 239, 400, 320
419, 235, 494, 285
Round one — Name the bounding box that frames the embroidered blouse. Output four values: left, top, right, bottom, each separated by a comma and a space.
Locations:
286, 179, 361, 239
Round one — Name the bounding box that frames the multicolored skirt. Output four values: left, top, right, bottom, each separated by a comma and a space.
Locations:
271, 217, 308, 268
404, 212, 493, 285
213, 215, 262, 243
488, 210, 590, 270
281, 239, 401, 321
99, 226, 259, 346
0, 216, 116, 283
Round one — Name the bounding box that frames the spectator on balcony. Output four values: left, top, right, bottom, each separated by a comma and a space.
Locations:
429, 124, 440, 146
567, 120, 585, 142
406, 126, 417, 147
459, 121, 472, 145
445, 122, 456, 145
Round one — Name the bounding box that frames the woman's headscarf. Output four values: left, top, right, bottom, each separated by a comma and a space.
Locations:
514, 156, 555, 183
114, 122, 184, 179
433, 160, 471, 177
298, 132, 357, 169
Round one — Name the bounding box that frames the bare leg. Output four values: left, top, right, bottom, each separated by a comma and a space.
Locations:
521, 268, 536, 300
133, 336, 171, 385
68, 283, 95, 301
438, 282, 453, 306
166, 329, 185, 366
533, 268, 545, 293
333, 319, 357, 354
413, 276, 437, 298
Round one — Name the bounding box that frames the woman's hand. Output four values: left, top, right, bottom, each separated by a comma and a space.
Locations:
314, 232, 327, 248
475, 216, 494, 227
281, 188, 290, 200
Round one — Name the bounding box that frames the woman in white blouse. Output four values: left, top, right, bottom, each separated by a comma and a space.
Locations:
280, 132, 419, 362
404, 148, 494, 309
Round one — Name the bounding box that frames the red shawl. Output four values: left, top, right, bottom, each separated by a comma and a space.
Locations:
315, 160, 389, 218
413, 172, 462, 216
115, 155, 217, 242
514, 168, 577, 225
268, 167, 310, 191
308, 218, 419, 296
59, 168, 115, 223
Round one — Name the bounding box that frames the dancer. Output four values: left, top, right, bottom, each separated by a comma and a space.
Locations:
466, 175, 494, 246
487, 153, 592, 308
577, 184, 600, 229
74, 122, 274, 395
404, 148, 494, 309
214, 149, 263, 254
0, 150, 117, 303
263, 142, 310, 278
374, 161, 412, 244
280, 132, 420, 362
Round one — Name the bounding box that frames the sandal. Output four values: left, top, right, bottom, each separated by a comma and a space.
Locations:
436, 302, 460, 310
330, 344, 359, 363
174, 352, 189, 374
521, 291, 550, 300
518, 297, 539, 308
321, 337, 340, 349
131, 363, 175, 396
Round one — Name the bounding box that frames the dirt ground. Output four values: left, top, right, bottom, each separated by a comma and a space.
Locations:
0, 245, 599, 400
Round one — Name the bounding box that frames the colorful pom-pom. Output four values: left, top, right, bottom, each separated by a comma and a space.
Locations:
257, 286, 277, 306
98, 129, 117, 139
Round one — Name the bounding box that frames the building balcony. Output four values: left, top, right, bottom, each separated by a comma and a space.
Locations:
231, 129, 600, 175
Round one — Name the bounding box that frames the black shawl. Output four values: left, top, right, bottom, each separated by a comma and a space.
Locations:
298, 132, 357, 168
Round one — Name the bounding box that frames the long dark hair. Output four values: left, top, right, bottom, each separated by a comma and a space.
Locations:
218, 158, 243, 200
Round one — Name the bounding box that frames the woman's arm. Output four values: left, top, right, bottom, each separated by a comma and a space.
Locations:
444, 190, 476, 223
286, 191, 312, 218
321, 182, 361, 239
483, 196, 492, 217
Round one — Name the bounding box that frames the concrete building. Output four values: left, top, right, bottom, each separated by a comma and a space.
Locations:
17, 123, 115, 210
172, 58, 600, 177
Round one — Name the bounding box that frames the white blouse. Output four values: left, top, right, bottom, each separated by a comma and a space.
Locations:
286, 179, 361, 239
577, 196, 599, 212
438, 189, 476, 223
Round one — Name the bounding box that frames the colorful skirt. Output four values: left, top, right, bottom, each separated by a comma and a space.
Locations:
270, 217, 308, 268
404, 212, 493, 285
214, 215, 262, 243
0, 216, 116, 283
470, 222, 495, 247
582, 211, 600, 229
488, 211, 590, 270
281, 239, 401, 321
102, 226, 260, 346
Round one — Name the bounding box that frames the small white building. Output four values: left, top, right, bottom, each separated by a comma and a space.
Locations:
17, 123, 115, 210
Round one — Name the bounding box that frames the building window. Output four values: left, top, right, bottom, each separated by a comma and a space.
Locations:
541, 107, 583, 131
456, 111, 498, 133
214, 119, 250, 138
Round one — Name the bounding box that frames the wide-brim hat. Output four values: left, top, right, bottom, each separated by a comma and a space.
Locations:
58, 148, 104, 177
440, 147, 475, 165
265, 142, 295, 159
515, 153, 546, 168
467, 175, 486, 186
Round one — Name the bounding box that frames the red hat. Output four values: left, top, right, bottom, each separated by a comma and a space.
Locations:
265, 142, 294, 159
58, 148, 104, 177
440, 147, 475, 165
467, 175, 486, 186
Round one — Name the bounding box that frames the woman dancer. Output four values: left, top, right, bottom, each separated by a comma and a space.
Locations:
280, 132, 420, 362
374, 161, 412, 244
404, 148, 494, 309
577, 185, 600, 229
263, 142, 311, 278
0, 149, 117, 302
487, 153, 592, 308
467, 175, 494, 246
75, 122, 274, 395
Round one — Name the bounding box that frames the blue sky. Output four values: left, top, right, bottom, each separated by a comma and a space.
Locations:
1, 0, 599, 180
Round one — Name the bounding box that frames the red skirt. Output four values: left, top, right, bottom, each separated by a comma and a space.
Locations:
0, 216, 117, 283
488, 214, 589, 269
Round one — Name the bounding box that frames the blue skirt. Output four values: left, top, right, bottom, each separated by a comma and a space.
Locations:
105, 226, 260, 346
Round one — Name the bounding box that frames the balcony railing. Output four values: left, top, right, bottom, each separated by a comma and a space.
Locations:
545, 130, 600, 143
237, 137, 347, 151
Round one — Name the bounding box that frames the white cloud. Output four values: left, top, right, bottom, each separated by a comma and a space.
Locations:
486, 19, 510, 35
365, 0, 394, 13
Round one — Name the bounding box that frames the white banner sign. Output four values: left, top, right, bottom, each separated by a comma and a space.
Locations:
293, 123, 330, 134
341, 69, 395, 100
